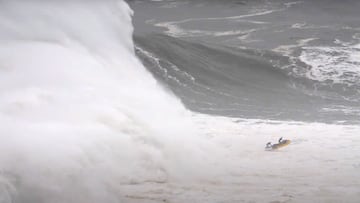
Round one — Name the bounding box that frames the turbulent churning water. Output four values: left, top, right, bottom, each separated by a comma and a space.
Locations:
0, 0, 360, 202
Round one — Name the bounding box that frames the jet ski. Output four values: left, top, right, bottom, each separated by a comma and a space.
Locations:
265, 137, 291, 151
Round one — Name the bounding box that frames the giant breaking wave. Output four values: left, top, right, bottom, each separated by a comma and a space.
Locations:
0, 1, 213, 202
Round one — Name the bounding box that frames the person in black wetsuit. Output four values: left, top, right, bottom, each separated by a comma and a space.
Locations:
265, 142, 273, 150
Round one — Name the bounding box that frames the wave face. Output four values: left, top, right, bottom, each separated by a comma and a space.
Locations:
135, 34, 360, 123
0, 1, 212, 202
131, 0, 360, 124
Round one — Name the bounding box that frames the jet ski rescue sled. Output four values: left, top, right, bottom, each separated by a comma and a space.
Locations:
265, 137, 291, 151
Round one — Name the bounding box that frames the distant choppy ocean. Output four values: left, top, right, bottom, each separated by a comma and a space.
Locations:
130, 0, 360, 124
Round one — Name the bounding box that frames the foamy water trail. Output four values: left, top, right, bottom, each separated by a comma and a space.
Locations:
0, 1, 215, 202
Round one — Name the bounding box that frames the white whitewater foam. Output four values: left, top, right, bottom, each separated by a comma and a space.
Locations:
299, 45, 360, 85
0, 1, 217, 202
119, 114, 360, 202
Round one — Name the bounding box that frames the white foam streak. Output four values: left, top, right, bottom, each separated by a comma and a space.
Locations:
154, 9, 278, 37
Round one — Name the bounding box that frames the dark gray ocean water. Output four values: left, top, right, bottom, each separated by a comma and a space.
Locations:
128, 0, 360, 124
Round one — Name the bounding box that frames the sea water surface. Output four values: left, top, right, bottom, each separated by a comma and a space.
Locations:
0, 0, 359, 202
130, 0, 360, 124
